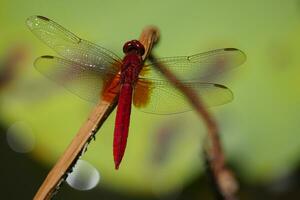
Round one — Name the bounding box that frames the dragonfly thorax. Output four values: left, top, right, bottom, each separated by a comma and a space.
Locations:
120, 53, 143, 85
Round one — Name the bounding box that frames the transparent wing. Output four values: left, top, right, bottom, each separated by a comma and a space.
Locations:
141, 48, 246, 81
26, 15, 122, 71
133, 79, 233, 114
34, 55, 118, 103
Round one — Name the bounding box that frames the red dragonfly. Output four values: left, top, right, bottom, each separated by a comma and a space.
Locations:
26, 16, 246, 169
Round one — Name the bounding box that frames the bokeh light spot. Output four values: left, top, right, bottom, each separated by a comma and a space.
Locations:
6, 121, 35, 153
66, 159, 100, 191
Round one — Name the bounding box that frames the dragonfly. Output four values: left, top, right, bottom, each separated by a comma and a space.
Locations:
26, 15, 246, 170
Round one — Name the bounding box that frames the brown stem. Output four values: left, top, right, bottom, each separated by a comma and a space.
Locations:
33, 26, 160, 200
148, 53, 238, 200
139, 25, 160, 60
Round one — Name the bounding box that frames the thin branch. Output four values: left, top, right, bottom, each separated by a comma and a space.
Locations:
33, 26, 159, 200
148, 53, 239, 200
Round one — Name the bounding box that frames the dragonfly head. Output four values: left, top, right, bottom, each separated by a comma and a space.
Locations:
123, 40, 145, 56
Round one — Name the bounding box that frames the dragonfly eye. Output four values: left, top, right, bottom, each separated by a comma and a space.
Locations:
123, 40, 145, 56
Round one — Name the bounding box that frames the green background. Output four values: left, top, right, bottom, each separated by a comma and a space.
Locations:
1, 0, 300, 199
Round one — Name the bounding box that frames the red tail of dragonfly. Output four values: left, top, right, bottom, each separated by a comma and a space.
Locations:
26, 16, 246, 170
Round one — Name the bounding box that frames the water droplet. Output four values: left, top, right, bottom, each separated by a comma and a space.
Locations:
6, 121, 35, 153
66, 159, 100, 191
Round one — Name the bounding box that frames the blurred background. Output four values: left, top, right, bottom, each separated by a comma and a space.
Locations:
1, 0, 300, 199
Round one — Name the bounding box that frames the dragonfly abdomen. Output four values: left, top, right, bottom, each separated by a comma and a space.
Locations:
113, 83, 133, 169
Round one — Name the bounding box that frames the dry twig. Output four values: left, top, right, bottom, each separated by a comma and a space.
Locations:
149, 53, 239, 200
33, 26, 159, 200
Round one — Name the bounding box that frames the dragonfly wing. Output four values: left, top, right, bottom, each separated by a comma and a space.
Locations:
141, 48, 246, 81
34, 55, 118, 103
133, 79, 233, 114
26, 15, 122, 72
